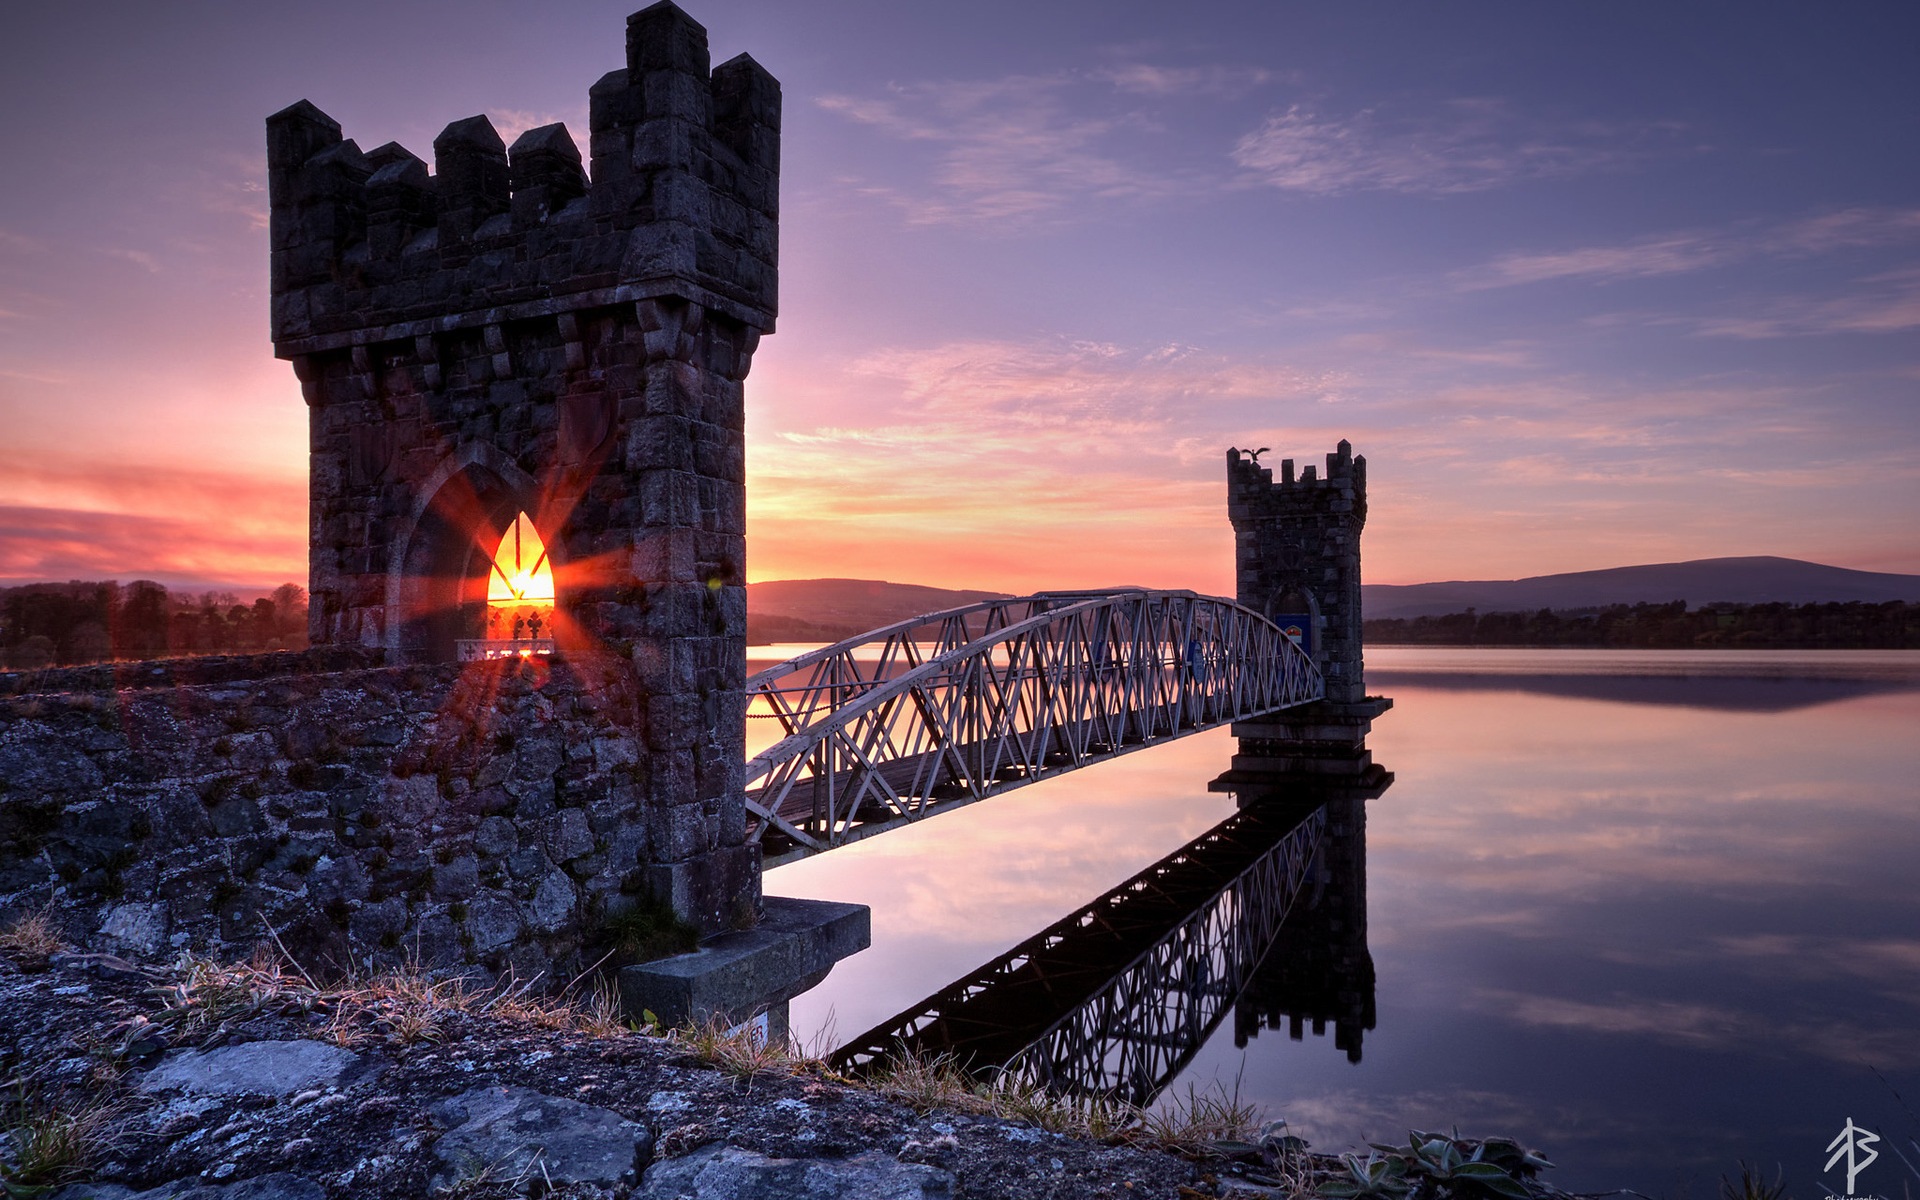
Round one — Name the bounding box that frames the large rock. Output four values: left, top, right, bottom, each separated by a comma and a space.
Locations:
430, 1086, 654, 1191
140, 1041, 361, 1098
636, 1144, 954, 1199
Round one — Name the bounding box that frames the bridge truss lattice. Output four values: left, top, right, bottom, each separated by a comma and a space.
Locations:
745, 590, 1321, 863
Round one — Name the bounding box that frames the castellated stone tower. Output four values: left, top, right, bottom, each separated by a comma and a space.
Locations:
267, 1, 777, 931
1227, 442, 1369, 704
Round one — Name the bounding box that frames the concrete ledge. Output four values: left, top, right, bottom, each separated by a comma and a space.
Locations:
617, 896, 870, 1028
1232, 696, 1393, 743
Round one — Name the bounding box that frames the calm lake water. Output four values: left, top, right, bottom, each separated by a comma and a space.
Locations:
752, 647, 1920, 1195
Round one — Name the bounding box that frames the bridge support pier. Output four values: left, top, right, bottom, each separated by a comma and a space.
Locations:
1217, 697, 1392, 788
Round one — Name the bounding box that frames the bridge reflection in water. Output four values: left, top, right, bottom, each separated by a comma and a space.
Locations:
831, 749, 1391, 1105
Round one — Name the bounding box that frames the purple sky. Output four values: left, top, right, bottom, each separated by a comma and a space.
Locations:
2, 1, 1916, 594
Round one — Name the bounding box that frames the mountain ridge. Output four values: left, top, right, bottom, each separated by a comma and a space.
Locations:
747, 557, 1920, 637
1361, 555, 1920, 619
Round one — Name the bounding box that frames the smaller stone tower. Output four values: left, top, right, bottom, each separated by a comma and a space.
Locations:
1224, 442, 1390, 768
1227, 441, 1371, 702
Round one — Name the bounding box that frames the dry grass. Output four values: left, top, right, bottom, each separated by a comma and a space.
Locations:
862, 1047, 1254, 1148
1137, 1079, 1264, 1148
670, 1013, 828, 1083
154, 946, 637, 1048
0, 910, 67, 958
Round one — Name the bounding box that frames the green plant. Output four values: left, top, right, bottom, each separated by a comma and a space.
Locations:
1354, 1130, 1554, 1200
1318, 1152, 1412, 1199
600, 895, 699, 965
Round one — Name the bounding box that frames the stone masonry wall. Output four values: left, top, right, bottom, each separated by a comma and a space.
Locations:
1227, 442, 1371, 705
0, 652, 734, 983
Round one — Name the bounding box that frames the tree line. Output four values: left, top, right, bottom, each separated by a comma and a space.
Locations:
1363, 600, 1920, 649
0, 580, 310, 670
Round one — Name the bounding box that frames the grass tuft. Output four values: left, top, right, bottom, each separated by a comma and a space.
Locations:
1138, 1078, 1263, 1149
0, 910, 67, 958
1, 1089, 118, 1190
863, 1046, 1265, 1150
670, 1013, 825, 1082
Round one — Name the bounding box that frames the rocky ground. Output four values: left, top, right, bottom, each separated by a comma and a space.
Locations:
0, 938, 1322, 1200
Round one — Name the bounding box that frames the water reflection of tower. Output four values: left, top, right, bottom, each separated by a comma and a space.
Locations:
1235, 789, 1375, 1061
1211, 735, 1390, 1065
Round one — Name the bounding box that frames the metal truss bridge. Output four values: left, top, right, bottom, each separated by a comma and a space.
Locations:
830, 798, 1330, 1103
744, 590, 1322, 864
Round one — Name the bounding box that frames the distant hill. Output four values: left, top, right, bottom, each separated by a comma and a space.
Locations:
1363, 556, 1920, 619
747, 578, 1008, 643
747, 558, 1920, 644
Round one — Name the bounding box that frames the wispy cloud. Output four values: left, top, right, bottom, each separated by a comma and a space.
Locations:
1232, 98, 1680, 195
1685, 266, 1920, 338
745, 336, 1351, 587
1464, 206, 1920, 289
816, 63, 1263, 227
819, 76, 1157, 225
1473, 986, 1920, 1068
192, 152, 272, 232
747, 317, 1920, 588
1473, 235, 1731, 288
0, 229, 47, 256
99, 247, 161, 274
1091, 63, 1272, 97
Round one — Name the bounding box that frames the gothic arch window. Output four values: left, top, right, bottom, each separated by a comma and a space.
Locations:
473, 512, 555, 658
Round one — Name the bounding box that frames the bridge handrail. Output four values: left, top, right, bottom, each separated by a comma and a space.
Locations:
741, 589, 1322, 859
746, 593, 1055, 689
746, 591, 1128, 779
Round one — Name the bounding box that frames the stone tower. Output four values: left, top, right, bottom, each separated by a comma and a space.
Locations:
1224, 442, 1390, 765
267, 0, 778, 931
1227, 442, 1369, 703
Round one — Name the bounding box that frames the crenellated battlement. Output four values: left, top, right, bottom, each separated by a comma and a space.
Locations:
267, 0, 778, 357
1225, 439, 1366, 522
